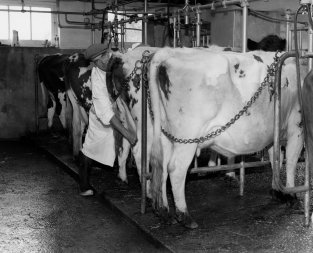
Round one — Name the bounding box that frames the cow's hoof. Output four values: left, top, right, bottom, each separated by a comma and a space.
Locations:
175, 210, 198, 229
270, 189, 298, 206
157, 207, 173, 225
114, 178, 129, 189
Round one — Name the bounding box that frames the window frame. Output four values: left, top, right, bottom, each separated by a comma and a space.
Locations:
0, 0, 57, 47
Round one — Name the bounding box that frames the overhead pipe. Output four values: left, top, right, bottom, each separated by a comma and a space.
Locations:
65, 14, 91, 25
190, 0, 261, 11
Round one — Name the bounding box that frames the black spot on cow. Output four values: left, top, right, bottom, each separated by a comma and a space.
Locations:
247, 35, 286, 52
158, 65, 171, 100
234, 63, 240, 73
284, 78, 289, 88
64, 53, 93, 112
239, 70, 246, 78
253, 55, 263, 63
129, 94, 138, 108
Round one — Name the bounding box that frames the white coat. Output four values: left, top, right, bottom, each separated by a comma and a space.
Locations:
81, 66, 115, 166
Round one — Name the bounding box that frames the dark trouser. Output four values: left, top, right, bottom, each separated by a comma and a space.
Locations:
79, 152, 92, 191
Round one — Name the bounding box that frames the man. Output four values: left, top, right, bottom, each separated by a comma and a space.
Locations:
79, 43, 137, 196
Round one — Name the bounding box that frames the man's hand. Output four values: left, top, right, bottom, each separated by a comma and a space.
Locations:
127, 131, 138, 147
110, 115, 137, 147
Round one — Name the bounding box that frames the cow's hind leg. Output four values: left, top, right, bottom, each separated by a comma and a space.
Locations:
47, 92, 56, 129
117, 138, 130, 184
269, 109, 303, 206
169, 144, 198, 229
284, 112, 303, 207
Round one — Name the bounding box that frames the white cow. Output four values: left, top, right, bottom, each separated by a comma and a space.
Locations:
148, 48, 305, 228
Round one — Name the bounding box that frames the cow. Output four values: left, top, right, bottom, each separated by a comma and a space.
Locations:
37, 54, 70, 130
247, 34, 286, 52
147, 47, 305, 229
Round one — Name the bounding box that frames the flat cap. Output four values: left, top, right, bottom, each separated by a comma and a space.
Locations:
84, 42, 109, 60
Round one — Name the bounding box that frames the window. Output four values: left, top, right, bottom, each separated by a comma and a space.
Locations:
0, 4, 52, 43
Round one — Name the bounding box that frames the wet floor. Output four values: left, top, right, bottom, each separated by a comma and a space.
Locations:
0, 140, 169, 253
30, 134, 313, 253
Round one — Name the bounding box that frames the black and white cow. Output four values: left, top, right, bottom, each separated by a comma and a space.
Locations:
147, 47, 306, 228
38, 54, 69, 129
247, 34, 286, 52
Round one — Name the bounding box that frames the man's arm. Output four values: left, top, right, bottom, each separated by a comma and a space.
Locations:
110, 115, 137, 146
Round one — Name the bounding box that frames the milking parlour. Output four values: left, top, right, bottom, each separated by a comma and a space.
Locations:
2, 0, 313, 252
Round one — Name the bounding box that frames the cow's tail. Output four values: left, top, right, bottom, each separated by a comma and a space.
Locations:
148, 50, 168, 209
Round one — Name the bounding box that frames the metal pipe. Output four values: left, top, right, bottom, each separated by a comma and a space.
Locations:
190, 0, 260, 11
0, 8, 88, 15
141, 0, 148, 215
241, 0, 248, 53
121, 20, 125, 50
143, 0, 148, 45
239, 157, 245, 196
173, 15, 177, 48
285, 10, 291, 51
190, 161, 270, 173
34, 55, 40, 134
184, 0, 189, 25
196, 7, 201, 47
65, 14, 89, 25
308, 27, 313, 69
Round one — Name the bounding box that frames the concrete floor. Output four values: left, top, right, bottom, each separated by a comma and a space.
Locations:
31, 134, 313, 253
0, 140, 169, 253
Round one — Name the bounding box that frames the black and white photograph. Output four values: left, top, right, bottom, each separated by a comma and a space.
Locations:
1, 0, 313, 252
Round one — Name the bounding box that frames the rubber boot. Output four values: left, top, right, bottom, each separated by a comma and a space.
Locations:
79, 152, 94, 196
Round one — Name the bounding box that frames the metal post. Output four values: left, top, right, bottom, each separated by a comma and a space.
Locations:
141, 0, 148, 214
143, 0, 148, 45
240, 156, 245, 196
241, 0, 248, 53
273, 58, 281, 192
308, 27, 313, 69
184, 0, 189, 25
305, 151, 311, 226
121, 20, 125, 51
34, 55, 39, 134
173, 15, 177, 48
286, 10, 291, 51
196, 7, 201, 47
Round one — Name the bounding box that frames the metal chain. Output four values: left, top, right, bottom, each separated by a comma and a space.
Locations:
127, 51, 280, 144
149, 51, 279, 144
